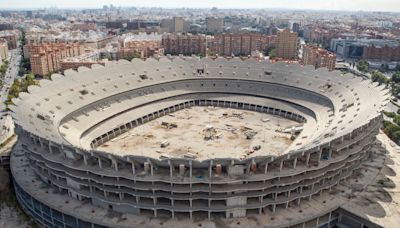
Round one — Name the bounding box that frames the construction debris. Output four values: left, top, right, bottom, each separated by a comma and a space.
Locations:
161, 121, 178, 129
160, 140, 170, 148
203, 125, 218, 140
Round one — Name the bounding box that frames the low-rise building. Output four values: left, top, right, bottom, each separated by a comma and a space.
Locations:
302, 44, 336, 71
122, 33, 164, 58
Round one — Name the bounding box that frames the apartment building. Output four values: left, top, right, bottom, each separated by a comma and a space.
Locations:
206, 17, 224, 34
0, 33, 17, 49
302, 44, 336, 71
162, 33, 209, 56
71, 23, 97, 31
122, 33, 163, 58
28, 42, 84, 76
0, 38, 9, 60
210, 33, 276, 56
363, 45, 400, 61
276, 29, 298, 60
161, 17, 189, 33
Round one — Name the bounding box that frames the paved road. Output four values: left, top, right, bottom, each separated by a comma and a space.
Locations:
0, 42, 22, 142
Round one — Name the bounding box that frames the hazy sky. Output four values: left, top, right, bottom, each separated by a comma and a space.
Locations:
0, 0, 399, 12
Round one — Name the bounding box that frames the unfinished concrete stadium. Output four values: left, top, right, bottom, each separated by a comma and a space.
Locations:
9, 57, 393, 228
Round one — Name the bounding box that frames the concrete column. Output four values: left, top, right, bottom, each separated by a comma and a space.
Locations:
131, 162, 136, 175
83, 155, 88, 166
209, 160, 213, 178
279, 160, 284, 172
327, 211, 332, 227
168, 160, 173, 178
272, 204, 276, 213
288, 190, 291, 198
149, 159, 153, 176
293, 157, 297, 169
48, 142, 53, 153
317, 149, 322, 165
189, 160, 193, 178
98, 157, 102, 169
112, 159, 118, 171
306, 153, 310, 166
119, 193, 123, 200
285, 202, 289, 208
264, 162, 268, 174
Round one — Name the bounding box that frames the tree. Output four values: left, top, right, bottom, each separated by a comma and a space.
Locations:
392, 71, 400, 83
379, 63, 389, 72
396, 63, 400, 71
371, 70, 388, 85
356, 60, 369, 73
268, 48, 277, 59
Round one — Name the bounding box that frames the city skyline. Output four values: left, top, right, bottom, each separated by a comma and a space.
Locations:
1, 0, 400, 12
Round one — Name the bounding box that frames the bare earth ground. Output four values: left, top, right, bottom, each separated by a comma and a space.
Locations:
101, 106, 298, 160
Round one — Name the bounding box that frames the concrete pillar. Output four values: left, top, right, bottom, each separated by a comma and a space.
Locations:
112, 159, 118, 171
272, 204, 276, 213
317, 149, 322, 165
168, 160, 173, 178
328, 212, 332, 227
189, 160, 193, 178
179, 164, 185, 175
288, 190, 291, 198
306, 153, 310, 166
98, 157, 102, 169
293, 157, 297, 168
148, 159, 154, 176
285, 202, 289, 208
250, 160, 257, 173
83, 155, 88, 166
144, 162, 150, 174
119, 193, 123, 200
209, 160, 213, 178
264, 162, 268, 174
215, 164, 222, 175
131, 162, 136, 175
48, 142, 53, 153
279, 160, 284, 172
